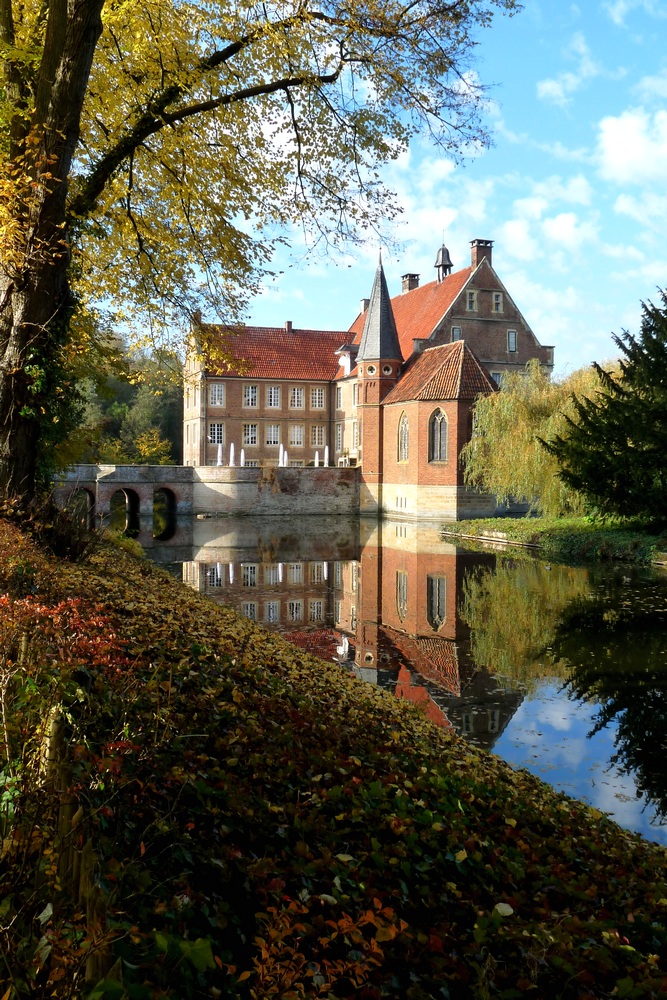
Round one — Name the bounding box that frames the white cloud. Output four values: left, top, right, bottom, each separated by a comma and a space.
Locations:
597, 108, 667, 184
499, 219, 539, 261
603, 0, 667, 27
536, 33, 603, 107
542, 212, 597, 253
635, 68, 667, 102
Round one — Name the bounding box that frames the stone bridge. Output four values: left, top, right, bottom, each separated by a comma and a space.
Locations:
54, 464, 360, 527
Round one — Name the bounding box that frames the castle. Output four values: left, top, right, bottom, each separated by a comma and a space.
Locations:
183, 239, 554, 519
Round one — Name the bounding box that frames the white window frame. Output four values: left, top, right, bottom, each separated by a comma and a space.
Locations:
311, 387, 325, 409
309, 599, 324, 622
289, 424, 304, 447
466, 290, 478, 312
243, 384, 258, 408
336, 386, 343, 409
266, 424, 280, 446
242, 602, 257, 620
289, 386, 304, 409
287, 600, 303, 622
288, 562, 303, 584
335, 422, 343, 452
264, 601, 280, 623
311, 425, 325, 447
209, 383, 225, 406
242, 564, 258, 587
264, 564, 280, 585
209, 422, 224, 445
243, 423, 258, 446
266, 385, 281, 408
493, 293, 504, 314
507, 329, 518, 352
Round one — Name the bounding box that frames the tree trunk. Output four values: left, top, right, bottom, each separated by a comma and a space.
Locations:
0, 0, 105, 501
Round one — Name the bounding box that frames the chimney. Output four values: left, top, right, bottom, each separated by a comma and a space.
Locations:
360, 297, 370, 314
470, 239, 493, 269
401, 273, 420, 293
285, 320, 292, 332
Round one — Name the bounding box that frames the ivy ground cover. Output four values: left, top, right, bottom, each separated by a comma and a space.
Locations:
0, 519, 665, 999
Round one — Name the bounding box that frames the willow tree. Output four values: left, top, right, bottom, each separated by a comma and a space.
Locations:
461, 360, 604, 517
0, 0, 519, 499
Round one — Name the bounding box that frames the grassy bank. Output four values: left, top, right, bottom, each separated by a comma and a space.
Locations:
1, 518, 666, 999
442, 515, 667, 565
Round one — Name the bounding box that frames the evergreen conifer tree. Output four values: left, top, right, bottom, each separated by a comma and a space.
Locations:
542, 293, 667, 520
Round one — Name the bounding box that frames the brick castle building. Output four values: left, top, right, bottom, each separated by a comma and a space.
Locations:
183, 239, 554, 518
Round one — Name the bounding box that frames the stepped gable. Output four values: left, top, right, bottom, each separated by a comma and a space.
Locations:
382, 341, 497, 405
349, 267, 473, 361
356, 259, 402, 362
201, 325, 347, 380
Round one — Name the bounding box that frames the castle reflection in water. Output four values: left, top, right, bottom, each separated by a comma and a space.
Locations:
146, 516, 525, 750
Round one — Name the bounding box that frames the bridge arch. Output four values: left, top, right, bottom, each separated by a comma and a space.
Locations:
109, 488, 141, 537
66, 487, 96, 529
153, 487, 177, 540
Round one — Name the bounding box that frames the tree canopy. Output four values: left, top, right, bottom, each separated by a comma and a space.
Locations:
543, 294, 667, 522
460, 360, 603, 517
0, 0, 519, 498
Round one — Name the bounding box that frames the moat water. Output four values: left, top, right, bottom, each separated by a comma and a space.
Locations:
133, 513, 667, 846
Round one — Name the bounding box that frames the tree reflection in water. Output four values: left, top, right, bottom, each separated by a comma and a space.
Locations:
551, 578, 667, 820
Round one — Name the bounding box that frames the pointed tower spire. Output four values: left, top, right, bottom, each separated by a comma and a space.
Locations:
356, 258, 402, 363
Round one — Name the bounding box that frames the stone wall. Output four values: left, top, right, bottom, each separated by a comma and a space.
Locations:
193, 466, 359, 516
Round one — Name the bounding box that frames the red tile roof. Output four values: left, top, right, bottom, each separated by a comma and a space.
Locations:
349, 268, 473, 360
383, 341, 497, 404
201, 325, 347, 381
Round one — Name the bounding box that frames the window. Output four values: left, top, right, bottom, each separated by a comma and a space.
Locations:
310, 562, 325, 584
336, 386, 342, 409
309, 600, 324, 622
289, 424, 304, 447
289, 460, 304, 467
289, 386, 304, 409
427, 576, 446, 630
467, 290, 477, 311
209, 423, 224, 445
311, 425, 325, 447
336, 423, 343, 452
245, 459, 260, 467
491, 372, 502, 386
488, 709, 500, 734
311, 387, 325, 409
288, 562, 303, 584
428, 409, 448, 462
352, 421, 359, 450
350, 606, 357, 631
507, 329, 517, 352
243, 423, 258, 446
398, 412, 409, 462
186, 424, 189, 444
287, 600, 303, 622
451, 326, 462, 341
493, 292, 504, 313
334, 562, 342, 588
242, 564, 258, 587
242, 602, 257, 620
185, 388, 191, 409
264, 564, 280, 585
396, 571, 408, 621
243, 384, 258, 407
264, 601, 280, 623
266, 424, 280, 446
207, 565, 223, 587
266, 385, 281, 408
209, 383, 225, 406
351, 562, 357, 592
352, 383, 358, 406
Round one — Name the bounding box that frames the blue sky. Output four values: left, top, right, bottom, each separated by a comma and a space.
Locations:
246, 1, 667, 377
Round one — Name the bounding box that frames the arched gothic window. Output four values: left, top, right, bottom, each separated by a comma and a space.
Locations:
427, 576, 446, 630
428, 409, 448, 462
398, 412, 409, 462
